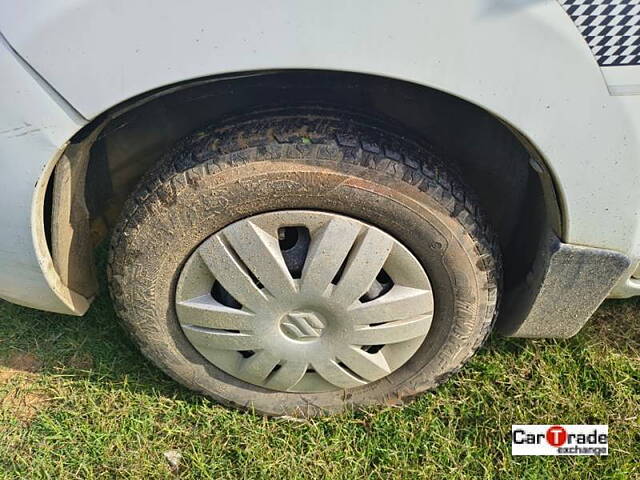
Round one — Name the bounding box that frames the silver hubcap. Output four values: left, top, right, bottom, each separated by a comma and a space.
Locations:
175, 210, 434, 393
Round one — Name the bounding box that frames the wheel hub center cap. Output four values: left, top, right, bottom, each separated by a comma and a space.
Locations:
175, 210, 434, 393
281, 311, 326, 340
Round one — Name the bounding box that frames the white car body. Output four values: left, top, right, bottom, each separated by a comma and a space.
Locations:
1, 0, 639, 335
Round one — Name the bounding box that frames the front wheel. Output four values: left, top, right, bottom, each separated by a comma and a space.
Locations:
108, 113, 500, 416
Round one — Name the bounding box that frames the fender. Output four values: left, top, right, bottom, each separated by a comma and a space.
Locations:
2, 0, 640, 256
1, 0, 640, 300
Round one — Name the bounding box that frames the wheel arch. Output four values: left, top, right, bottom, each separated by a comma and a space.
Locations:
46, 69, 561, 334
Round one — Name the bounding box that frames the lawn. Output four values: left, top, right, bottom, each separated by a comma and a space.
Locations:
0, 265, 638, 479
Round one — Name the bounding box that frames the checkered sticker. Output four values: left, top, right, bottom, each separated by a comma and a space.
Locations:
559, 0, 640, 66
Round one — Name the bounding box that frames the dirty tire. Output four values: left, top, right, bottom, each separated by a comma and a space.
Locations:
108, 112, 501, 417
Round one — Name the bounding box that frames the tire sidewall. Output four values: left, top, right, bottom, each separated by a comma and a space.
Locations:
110, 157, 493, 416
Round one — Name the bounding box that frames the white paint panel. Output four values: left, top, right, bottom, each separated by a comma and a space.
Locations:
0, 34, 89, 314
602, 65, 640, 95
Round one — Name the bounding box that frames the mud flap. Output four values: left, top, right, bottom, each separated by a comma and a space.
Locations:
499, 234, 630, 338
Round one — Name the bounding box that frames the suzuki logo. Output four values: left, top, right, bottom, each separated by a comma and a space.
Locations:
281, 312, 326, 339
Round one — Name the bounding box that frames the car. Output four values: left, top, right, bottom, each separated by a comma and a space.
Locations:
1, 0, 639, 417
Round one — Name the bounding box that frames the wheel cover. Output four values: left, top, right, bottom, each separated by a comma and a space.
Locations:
175, 210, 434, 393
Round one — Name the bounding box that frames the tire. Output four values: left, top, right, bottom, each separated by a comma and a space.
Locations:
108, 111, 501, 417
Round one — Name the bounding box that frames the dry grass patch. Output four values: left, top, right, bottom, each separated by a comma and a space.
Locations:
0, 352, 49, 423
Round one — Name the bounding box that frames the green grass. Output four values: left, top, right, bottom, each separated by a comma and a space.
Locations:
0, 268, 638, 479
